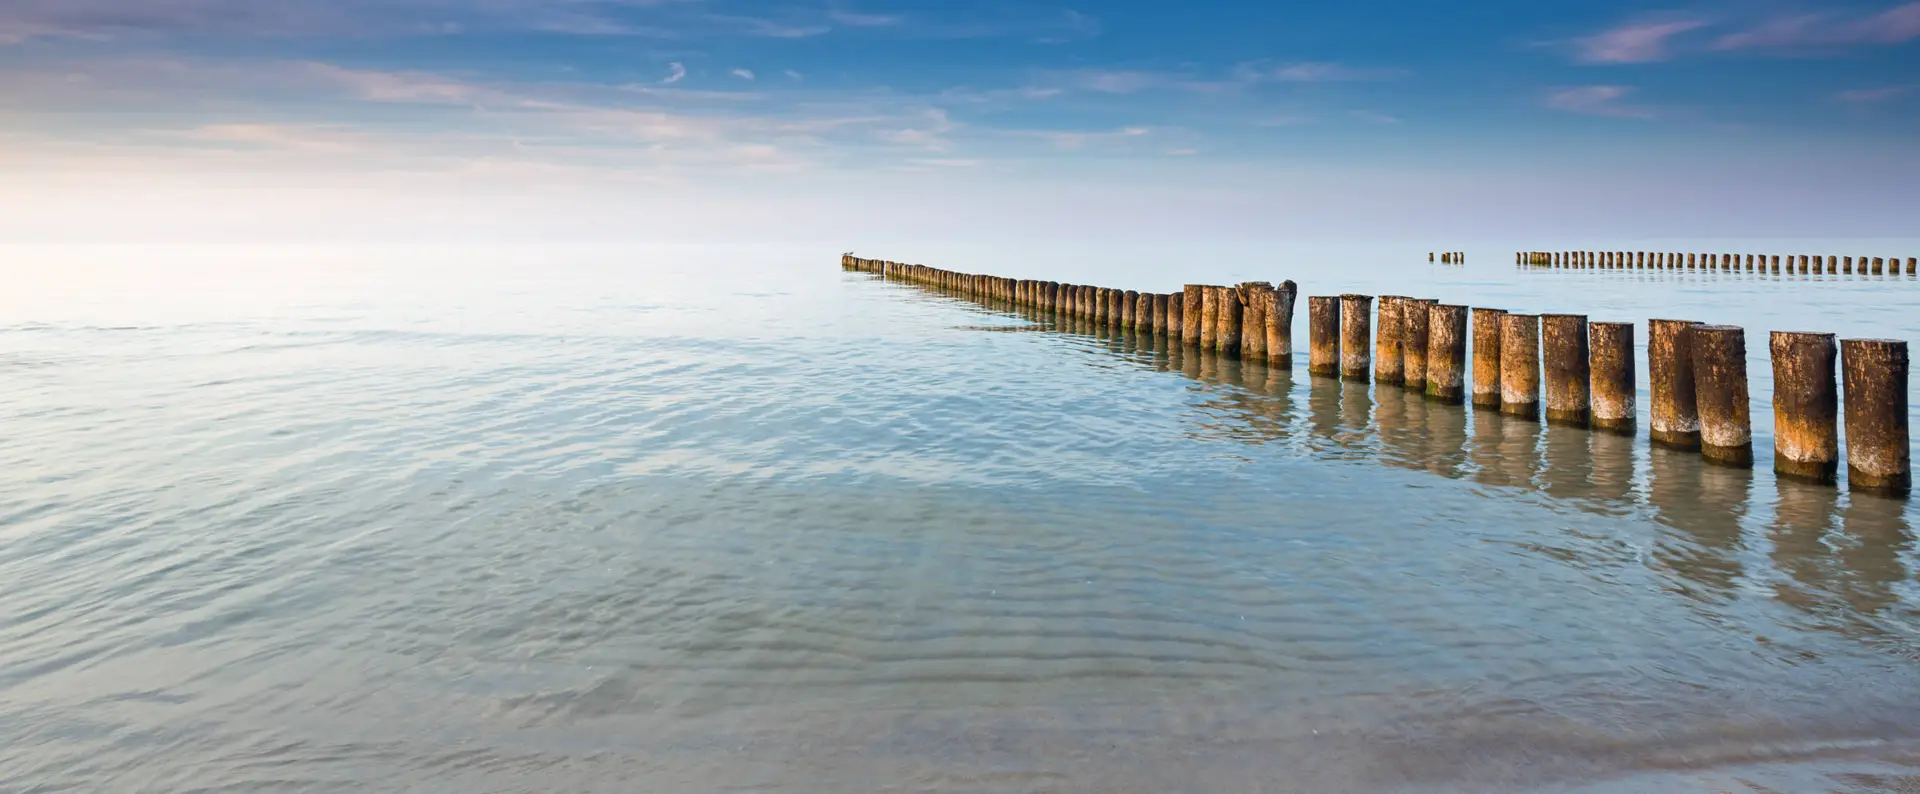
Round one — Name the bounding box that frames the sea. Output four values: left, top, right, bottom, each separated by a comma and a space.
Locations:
1, 240, 1916, 793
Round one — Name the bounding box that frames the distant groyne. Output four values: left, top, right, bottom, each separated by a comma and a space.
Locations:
1518, 250, 1918, 276
842, 254, 1911, 496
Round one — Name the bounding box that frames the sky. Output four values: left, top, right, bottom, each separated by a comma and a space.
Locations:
2, 0, 1918, 244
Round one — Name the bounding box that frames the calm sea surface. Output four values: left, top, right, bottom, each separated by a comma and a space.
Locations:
2, 242, 1918, 793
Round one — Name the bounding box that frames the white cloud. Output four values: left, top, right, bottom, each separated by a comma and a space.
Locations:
1543, 85, 1653, 118
661, 62, 686, 84
829, 10, 904, 27
731, 68, 755, 81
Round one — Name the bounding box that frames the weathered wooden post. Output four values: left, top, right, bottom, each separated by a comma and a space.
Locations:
1198, 287, 1219, 349
1690, 324, 1754, 468
1541, 313, 1591, 427
1908, 257, 1916, 275
1182, 285, 1204, 343
1217, 287, 1244, 356
1309, 296, 1340, 377
1167, 292, 1185, 341
1771, 331, 1839, 484
1472, 308, 1506, 408
1375, 296, 1407, 385
1427, 303, 1468, 404
1239, 283, 1270, 361
1109, 288, 1126, 327
1591, 321, 1635, 434
1499, 313, 1541, 419
1121, 289, 1139, 328
1403, 298, 1436, 391
1268, 280, 1297, 366
1649, 319, 1703, 450
1841, 339, 1911, 495
1138, 291, 1155, 333
1340, 294, 1373, 381
1873, 257, 1886, 275
1153, 293, 1169, 334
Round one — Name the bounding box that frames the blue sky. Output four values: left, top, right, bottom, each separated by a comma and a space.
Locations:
3, 0, 1917, 243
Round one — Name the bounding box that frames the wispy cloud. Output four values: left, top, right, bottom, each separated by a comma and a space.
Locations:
1543, 85, 1653, 118
661, 62, 686, 85
1349, 110, 1402, 124
1256, 61, 1407, 82
829, 10, 904, 28
1016, 125, 1152, 151
708, 14, 832, 38
1713, 2, 1920, 50
1572, 17, 1709, 63
1836, 86, 1910, 102
731, 68, 755, 81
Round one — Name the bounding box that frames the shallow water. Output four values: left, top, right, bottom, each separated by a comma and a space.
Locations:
1, 243, 1917, 793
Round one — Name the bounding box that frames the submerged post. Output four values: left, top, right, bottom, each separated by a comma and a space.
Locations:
1198, 288, 1219, 350
1427, 303, 1468, 404
1309, 296, 1340, 377
1648, 319, 1703, 450
1183, 285, 1205, 344
1499, 313, 1541, 420
1239, 283, 1270, 361
1153, 293, 1169, 334
1471, 308, 1506, 408
1841, 339, 1911, 495
1217, 287, 1244, 356
1403, 298, 1436, 391
1121, 289, 1139, 328
1268, 280, 1298, 366
1167, 292, 1185, 340
1771, 331, 1839, 484
1340, 294, 1373, 381
1590, 321, 1635, 434
1541, 313, 1591, 427
1375, 297, 1407, 385
1690, 324, 1754, 468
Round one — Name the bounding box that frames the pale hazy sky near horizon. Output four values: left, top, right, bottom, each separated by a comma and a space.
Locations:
2, 0, 1917, 245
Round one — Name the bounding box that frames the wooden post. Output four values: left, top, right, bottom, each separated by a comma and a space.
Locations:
1268, 280, 1297, 366
1309, 296, 1340, 377
1591, 321, 1635, 434
1649, 319, 1703, 450
1109, 288, 1126, 327
1217, 287, 1244, 356
1472, 308, 1505, 408
1771, 331, 1839, 484
1183, 285, 1204, 343
1403, 298, 1436, 391
1499, 313, 1541, 420
1198, 287, 1219, 349
1167, 292, 1185, 340
1134, 291, 1153, 333
1873, 257, 1886, 275
1121, 289, 1139, 328
1426, 304, 1468, 404
1239, 283, 1271, 361
1690, 324, 1754, 468
1340, 294, 1373, 381
1541, 313, 1591, 427
1153, 293, 1170, 334
1375, 296, 1406, 385
1841, 339, 1911, 495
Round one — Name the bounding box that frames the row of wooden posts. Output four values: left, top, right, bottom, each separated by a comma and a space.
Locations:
1432, 252, 1464, 264
1520, 250, 1919, 275
843, 254, 1912, 496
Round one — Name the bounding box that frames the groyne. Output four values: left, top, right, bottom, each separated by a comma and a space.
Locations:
1518, 250, 1918, 276
843, 254, 1911, 496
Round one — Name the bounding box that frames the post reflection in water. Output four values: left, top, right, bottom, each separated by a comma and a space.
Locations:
1836, 495, 1915, 628
1648, 446, 1750, 604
